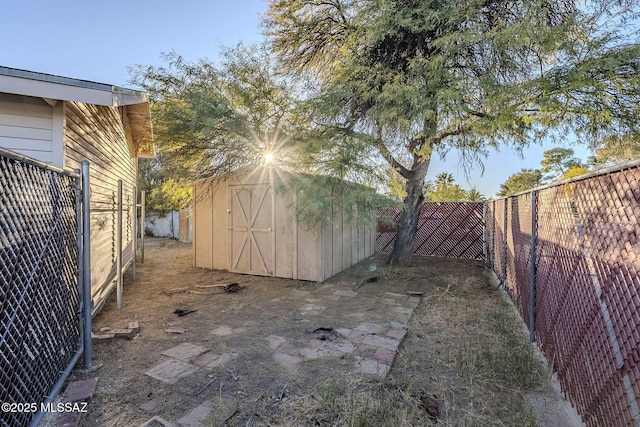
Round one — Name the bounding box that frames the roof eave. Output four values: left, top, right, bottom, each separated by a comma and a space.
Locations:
0, 66, 148, 106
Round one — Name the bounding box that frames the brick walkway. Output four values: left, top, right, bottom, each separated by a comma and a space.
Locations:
138, 283, 420, 426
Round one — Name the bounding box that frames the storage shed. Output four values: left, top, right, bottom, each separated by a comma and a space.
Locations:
193, 166, 375, 282
0, 66, 152, 312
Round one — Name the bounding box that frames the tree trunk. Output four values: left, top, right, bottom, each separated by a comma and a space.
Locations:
388, 159, 430, 266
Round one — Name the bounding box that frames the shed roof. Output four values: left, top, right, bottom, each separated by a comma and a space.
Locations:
0, 66, 153, 157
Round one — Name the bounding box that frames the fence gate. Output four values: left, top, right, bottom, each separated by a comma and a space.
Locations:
0, 149, 88, 427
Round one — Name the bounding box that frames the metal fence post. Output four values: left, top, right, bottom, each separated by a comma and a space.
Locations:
529, 191, 538, 343
117, 180, 123, 309
501, 198, 509, 290
81, 160, 92, 368
133, 185, 137, 281
141, 190, 145, 263
482, 202, 488, 262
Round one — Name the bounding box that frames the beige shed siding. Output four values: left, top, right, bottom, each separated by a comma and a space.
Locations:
193, 168, 376, 282
193, 181, 213, 269
64, 101, 137, 308
0, 93, 61, 165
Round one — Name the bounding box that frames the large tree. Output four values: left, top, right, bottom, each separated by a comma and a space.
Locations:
131, 44, 389, 226
498, 169, 544, 197
540, 147, 585, 181
131, 44, 300, 179
265, 0, 640, 265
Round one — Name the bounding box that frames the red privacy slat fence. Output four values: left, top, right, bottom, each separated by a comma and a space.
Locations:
376, 162, 640, 426
376, 202, 484, 259
485, 162, 640, 427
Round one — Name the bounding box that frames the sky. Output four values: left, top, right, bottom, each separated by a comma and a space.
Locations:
0, 0, 593, 198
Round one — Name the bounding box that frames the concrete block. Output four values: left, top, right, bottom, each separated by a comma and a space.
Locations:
162, 343, 209, 362
177, 400, 214, 427
145, 359, 199, 384
61, 378, 97, 403
111, 328, 137, 340
91, 332, 115, 344
140, 415, 175, 427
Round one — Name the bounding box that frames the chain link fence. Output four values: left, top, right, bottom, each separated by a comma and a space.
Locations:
485, 161, 640, 427
0, 150, 85, 427
377, 202, 484, 259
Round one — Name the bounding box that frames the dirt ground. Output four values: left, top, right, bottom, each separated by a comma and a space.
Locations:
58, 238, 581, 427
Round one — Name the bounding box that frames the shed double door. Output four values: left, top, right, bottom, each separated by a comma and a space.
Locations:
228, 184, 274, 276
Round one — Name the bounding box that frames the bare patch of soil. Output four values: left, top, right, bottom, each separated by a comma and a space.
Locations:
61, 238, 578, 426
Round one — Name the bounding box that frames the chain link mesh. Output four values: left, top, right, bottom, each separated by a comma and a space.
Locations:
376, 202, 484, 259
0, 155, 80, 427
486, 166, 640, 427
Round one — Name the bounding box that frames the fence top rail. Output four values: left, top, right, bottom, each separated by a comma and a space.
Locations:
488, 157, 640, 202
0, 147, 79, 178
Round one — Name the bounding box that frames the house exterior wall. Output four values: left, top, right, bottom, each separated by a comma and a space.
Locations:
63, 101, 137, 311
193, 167, 376, 282
0, 93, 63, 166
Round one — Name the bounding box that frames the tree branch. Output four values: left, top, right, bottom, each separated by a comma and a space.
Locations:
333, 125, 411, 178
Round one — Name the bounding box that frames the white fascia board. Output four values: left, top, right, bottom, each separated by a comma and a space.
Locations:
0, 74, 148, 106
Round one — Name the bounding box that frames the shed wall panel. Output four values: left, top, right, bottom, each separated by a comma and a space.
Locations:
274, 190, 294, 279
193, 181, 214, 269
212, 181, 229, 270
193, 168, 377, 282
296, 224, 323, 282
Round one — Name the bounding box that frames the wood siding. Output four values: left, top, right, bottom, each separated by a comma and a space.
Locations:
193, 168, 376, 282
64, 101, 137, 311
0, 93, 62, 166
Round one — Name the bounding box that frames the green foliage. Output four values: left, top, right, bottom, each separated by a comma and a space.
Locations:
498, 169, 544, 197
130, 44, 301, 180
588, 134, 640, 167
146, 179, 192, 213
540, 148, 585, 181
424, 173, 486, 201
275, 172, 393, 229
559, 166, 590, 181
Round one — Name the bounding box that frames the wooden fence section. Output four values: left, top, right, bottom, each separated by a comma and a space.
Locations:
376, 202, 485, 259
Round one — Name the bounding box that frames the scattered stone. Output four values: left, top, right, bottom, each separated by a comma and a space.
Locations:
61, 377, 97, 403
99, 327, 111, 332
374, 347, 396, 365
210, 325, 233, 336
145, 359, 199, 384
203, 353, 236, 369
334, 289, 358, 297
300, 303, 326, 315
273, 352, 302, 374
193, 352, 221, 367
111, 328, 137, 340
177, 400, 214, 427
356, 359, 391, 377
91, 332, 115, 344
162, 343, 209, 362
165, 327, 186, 334
266, 335, 287, 350
140, 399, 158, 413
140, 415, 175, 427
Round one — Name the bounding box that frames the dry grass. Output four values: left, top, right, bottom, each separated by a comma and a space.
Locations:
254, 265, 549, 427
